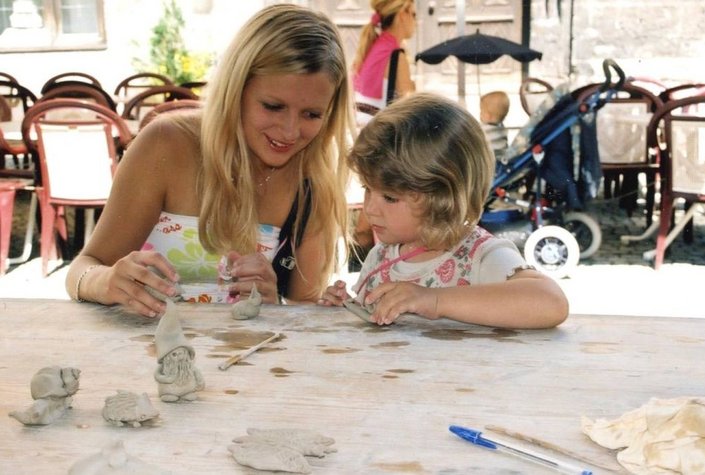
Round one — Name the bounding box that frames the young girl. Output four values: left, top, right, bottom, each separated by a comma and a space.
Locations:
320, 93, 568, 329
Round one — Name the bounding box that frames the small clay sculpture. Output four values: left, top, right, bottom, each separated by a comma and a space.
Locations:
68, 440, 170, 475
102, 390, 160, 427
153, 300, 204, 402
229, 428, 336, 473
144, 266, 183, 302
231, 283, 262, 320
229, 441, 312, 474
9, 366, 80, 425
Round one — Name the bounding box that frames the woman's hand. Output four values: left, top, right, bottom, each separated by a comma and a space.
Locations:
99, 251, 180, 318
364, 282, 441, 325
317, 280, 350, 307
223, 251, 279, 304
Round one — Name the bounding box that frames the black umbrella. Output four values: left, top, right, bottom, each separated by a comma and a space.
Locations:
415, 29, 542, 97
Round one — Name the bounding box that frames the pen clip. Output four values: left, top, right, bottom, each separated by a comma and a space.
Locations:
449, 425, 497, 449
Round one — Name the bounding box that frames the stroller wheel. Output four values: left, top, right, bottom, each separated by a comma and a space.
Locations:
563, 212, 602, 259
524, 225, 580, 279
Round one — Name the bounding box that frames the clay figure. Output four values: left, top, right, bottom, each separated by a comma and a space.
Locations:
102, 390, 159, 427
231, 282, 262, 320
229, 428, 336, 473
343, 298, 374, 323
153, 300, 204, 402
144, 266, 183, 302
9, 366, 80, 425
229, 441, 311, 474
68, 440, 170, 475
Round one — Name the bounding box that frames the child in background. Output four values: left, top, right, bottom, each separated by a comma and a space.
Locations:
319, 93, 568, 329
480, 90, 510, 163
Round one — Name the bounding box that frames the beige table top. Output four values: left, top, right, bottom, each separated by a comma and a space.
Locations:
1, 299, 703, 474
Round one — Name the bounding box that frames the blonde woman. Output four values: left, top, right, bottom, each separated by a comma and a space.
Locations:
352, 0, 417, 126
66, 4, 352, 317
320, 94, 568, 329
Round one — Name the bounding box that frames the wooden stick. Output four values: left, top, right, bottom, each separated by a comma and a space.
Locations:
484, 424, 617, 471
218, 332, 282, 371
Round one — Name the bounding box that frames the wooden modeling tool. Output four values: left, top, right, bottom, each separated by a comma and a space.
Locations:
484, 424, 616, 471
218, 332, 282, 371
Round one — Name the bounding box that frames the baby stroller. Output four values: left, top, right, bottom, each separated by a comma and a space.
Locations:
480, 59, 626, 278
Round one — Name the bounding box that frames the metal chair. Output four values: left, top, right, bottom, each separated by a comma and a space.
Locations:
578, 82, 664, 226
113, 73, 174, 114
519, 77, 554, 116
643, 95, 705, 268
22, 99, 132, 275
40, 72, 102, 94
138, 98, 202, 130
121, 85, 198, 122
38, 82, 117, 112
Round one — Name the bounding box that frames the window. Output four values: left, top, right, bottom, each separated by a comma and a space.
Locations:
0, 0, 105, 52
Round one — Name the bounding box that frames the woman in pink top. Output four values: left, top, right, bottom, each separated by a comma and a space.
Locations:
352, 0, 417, 126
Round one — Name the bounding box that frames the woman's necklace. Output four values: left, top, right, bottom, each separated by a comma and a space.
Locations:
257, 166, 277, 188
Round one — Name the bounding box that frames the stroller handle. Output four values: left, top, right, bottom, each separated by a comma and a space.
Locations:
600, 59, 625, 92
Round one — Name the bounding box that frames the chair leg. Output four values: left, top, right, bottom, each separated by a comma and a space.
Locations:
38, 196, 60, 277
654, 198, 674, 270
0, 186, 18, 275
644, 170, 656, 228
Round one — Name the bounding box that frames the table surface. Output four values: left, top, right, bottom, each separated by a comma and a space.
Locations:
1, 299, 703, 474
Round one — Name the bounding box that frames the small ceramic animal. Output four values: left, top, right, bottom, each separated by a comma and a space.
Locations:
231, 283, 262, 320
102, 390, 159, 427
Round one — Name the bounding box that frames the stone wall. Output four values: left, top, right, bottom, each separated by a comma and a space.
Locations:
529, 0, 705, 88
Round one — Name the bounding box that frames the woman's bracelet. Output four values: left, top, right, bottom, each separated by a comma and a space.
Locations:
74, 265, 101, 302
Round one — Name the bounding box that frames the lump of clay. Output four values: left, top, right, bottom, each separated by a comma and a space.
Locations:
144, 266, 183, 302
153, 300, 204, 402
68, 439, 170, 475
102, 390, 159, 428
231, 283, 262, 320
229, 428, 336, 473
9, 366, 80, 425
343, 299, 374, 323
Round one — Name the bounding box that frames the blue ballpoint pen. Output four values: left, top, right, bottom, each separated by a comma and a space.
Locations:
449, 425, 593, 475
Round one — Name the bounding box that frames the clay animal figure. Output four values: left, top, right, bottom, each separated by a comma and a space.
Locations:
68, 439, 171, 475
229, 428, 336, 473
102, 390, 160, 427
153, 300, 204, 402
9, 366, 81, 425
231, 283, 262, 320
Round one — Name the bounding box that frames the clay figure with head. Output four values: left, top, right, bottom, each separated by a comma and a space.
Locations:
153, 301, 204, 402
9, 366, 81, 425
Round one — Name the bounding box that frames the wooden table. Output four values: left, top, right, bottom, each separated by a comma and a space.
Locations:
1, 299, 703, 474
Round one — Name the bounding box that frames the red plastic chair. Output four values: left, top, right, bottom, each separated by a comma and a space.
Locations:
22, 99, 132, 275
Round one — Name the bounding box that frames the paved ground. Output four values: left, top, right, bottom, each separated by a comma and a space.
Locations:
2, 192, 704, 318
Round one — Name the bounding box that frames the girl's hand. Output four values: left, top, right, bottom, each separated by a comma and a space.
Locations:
103, 251, 180, 318
365, 282, 441, 325
224, 251, 279, 304
317, 280, 349, 306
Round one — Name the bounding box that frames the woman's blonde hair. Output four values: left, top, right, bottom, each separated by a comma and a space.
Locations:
199, 4, 352, 291
352, 0, 411, 73
348, 93, 495, 250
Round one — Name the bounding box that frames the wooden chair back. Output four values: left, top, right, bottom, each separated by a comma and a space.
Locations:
138, 98, 202, 130
519, 77, 554, 116
38, 82, 117, 112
